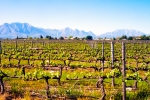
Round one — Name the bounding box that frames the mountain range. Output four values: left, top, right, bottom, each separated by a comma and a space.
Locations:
98, 29, 146, 38
0, 22, 147, 39
0, 23, 96, 39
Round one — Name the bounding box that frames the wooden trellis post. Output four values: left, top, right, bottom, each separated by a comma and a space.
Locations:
122, 42, 126, 100
96, 42, 106, 100
111, 41, 115, 87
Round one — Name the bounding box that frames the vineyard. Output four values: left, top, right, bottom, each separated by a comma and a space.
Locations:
0, 40, 150, 100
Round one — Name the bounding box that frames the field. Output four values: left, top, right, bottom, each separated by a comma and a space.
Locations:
0, 40, 150, 100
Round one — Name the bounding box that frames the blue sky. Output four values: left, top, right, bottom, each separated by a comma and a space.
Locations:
0, 0, 150, 35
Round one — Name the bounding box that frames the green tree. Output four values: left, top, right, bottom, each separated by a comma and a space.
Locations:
28, 37, 33, 39
141, 35, 149, 40
86, 35, 93, 40
45, 35, 54, 40
121, 35, 127, 39
59, 36, 64, 40
16, 36, 19, 39
68, 36, 73, 39
128, 36, 133, 40
40, 35, 43, 39
113, 37, 116, 40
74, 37, 79, 40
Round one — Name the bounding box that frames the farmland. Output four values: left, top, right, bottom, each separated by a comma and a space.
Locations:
0, 40, 150, 100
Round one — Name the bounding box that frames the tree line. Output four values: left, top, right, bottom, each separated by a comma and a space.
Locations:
15, 34, 150, 41
118, 35, 150, 40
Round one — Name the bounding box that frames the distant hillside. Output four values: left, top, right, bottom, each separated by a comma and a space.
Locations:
98, 29, 146, 38
0, 23, 148, 39
0, 22, 96, 38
